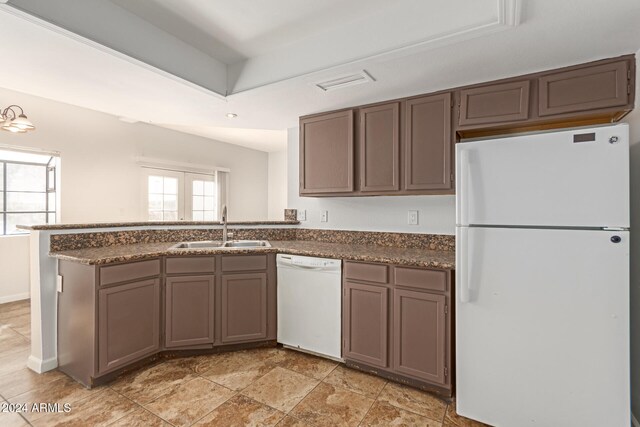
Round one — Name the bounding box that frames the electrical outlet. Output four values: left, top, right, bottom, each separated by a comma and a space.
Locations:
321, 210, 329, 222
408, 210, 419, 225
297, 209, 306, 221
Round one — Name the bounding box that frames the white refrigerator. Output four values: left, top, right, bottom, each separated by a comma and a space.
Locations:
455, 124, 630, 427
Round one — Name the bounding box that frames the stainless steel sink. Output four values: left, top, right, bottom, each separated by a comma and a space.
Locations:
170, 240, 271, 250
171, 241, 223, 249
222, 240, 271, 248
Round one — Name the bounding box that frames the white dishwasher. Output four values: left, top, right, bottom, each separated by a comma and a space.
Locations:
276, 254, 342, 361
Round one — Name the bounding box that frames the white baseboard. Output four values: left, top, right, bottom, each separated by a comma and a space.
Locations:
0, 292, 29, 304
27, 355, 58, 373
632, 412, 639, 427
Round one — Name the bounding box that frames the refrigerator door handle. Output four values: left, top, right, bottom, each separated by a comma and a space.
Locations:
458, 149, 470, 226
457, 227, 471, 303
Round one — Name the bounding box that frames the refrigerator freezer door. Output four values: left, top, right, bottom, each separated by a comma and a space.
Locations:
456, 124, 629, 228
455, 226, 630, 427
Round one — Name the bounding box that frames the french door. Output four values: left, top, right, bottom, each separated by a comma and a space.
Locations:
142, 168, 218, 221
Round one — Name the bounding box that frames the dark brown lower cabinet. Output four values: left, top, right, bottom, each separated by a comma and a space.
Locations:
343, 281, 389, 368
57, 254, 276, 388
165, 275, 215, 348
221, 272, 268, 343
393, 289, 446, 384
98, 278, 161, 374
343, 261, 452, 396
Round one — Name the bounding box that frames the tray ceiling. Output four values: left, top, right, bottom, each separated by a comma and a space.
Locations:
0, 0, 639, 152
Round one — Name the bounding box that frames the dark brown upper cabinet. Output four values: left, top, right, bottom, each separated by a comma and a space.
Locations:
538, 60, 631, 116
165, 275, 215, 348
458, 80, 530, 126
359, 102, 400, 193
299, 55, 634, 194
300, 110, 354, 195
404, 93, 452, 191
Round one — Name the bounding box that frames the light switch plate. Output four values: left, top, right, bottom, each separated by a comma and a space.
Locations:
408, 210, 419, 225
297, 209, 306, 221
321, 210, 329, 222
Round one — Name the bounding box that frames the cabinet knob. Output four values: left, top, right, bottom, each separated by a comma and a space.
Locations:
611, 235, 622, 243
609, 136, 619, 144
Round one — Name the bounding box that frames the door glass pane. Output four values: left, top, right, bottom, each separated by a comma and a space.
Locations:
204, 181, 214, 196
148, 176, 163, 194
47, 213, 56, 224
6, 163, 45, 191
163, 177, 178, 195
148, 193, 162, 210
6, 192, 46, 211
193, 196, 204, 211
0, 163, 4, 189
149, 210, 163, 221
0, 192, 3, 211
147, 172, 182, 221
6, 212, 46, 234
163, 195, 177, 211
192, 211, 204, 221
163, 211, 178, 221
193, 180, 204, 195
204, 196, 215, 210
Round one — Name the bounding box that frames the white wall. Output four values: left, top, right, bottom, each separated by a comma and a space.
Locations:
287, 127, 456, 234
267, 149, 287, 220
0, 86, 270, 302
622, 49, 640, 423
0, 236, 30, 303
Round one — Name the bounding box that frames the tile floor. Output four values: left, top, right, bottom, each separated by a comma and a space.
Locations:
0, 299, 488, 427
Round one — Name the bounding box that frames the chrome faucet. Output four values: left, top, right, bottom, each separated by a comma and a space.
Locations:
221, 204, 232, 244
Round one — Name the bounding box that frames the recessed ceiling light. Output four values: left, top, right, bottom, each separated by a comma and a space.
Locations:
226, 113, 238, 118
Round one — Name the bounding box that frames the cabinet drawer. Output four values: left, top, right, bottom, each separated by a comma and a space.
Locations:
166, 257, 215, 275
538, 60, 630, 116
393, 267, 447, 292
344, 262, 388, 284
99, 259, 160, 286
221, 255, 267, 272
459, 80, 530, 126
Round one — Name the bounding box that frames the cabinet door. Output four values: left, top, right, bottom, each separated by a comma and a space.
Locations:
300, 110, 354, 194
221, 273, 268, 343
343, 281, 389, 368
98, 279, 160, 374
404, 94, 452, 191
538, 60, 630, 116
359, 103, 400, 192
459, 80, 530, 126
393, 289, 446, 384
165, 275, 214, 348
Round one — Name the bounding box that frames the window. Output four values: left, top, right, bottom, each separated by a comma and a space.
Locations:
0, 149, 59, 235
142, 167, 225, 221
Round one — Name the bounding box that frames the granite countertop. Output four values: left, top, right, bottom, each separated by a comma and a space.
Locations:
50, 240, 455, 269
18, 220, 300, 231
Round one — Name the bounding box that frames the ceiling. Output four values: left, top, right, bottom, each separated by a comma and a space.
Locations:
0, 0, 639, 152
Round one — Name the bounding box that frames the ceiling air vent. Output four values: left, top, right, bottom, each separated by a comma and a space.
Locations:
315, 70, 375, 92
